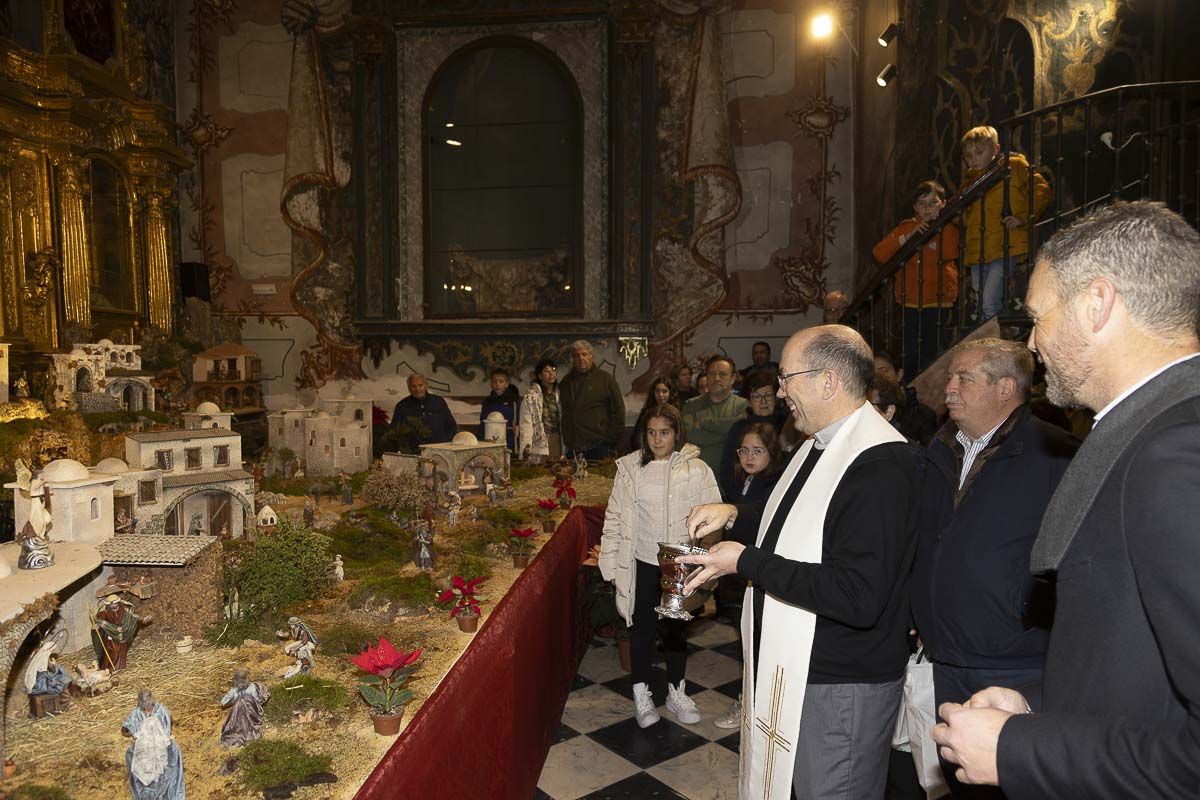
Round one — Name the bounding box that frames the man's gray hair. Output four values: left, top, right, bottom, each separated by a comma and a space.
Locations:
949, 337, 1034, 398
570, 339, 593, 354
804, 327, 875, 399
138, 688, 155, 708
1037, 200, 1200, 336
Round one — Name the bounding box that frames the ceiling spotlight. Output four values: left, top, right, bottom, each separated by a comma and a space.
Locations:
445, 139, 462, 146
811, 12, 834, 40
878, 22, 899, 47
445, 122, 454, 128
876, 64, 898, 87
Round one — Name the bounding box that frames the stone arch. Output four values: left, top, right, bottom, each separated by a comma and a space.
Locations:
243, 386, 258, 407
224, 386, 240, 408
122, 384, 134, 410
163, 484, 255, 538
354, 408, 365, 422
75, 367, 92, 392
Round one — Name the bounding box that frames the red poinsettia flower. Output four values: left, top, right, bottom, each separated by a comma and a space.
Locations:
537, 498, 558, 511
511, 527, 536, 540
553, 478, 577, 500
351, 637, 423, 678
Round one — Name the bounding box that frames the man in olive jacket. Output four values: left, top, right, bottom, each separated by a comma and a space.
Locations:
559, 340, 625, 460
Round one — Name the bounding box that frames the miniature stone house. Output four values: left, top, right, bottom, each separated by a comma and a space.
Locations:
5, 458, 118, 544
99, 535, 223, 639
93, 457, 166, 535
182, 400, 234, 431
256, 504, 278, 531
267, 398, 372, 476
125, 429, 255, 538
47, 339, 156, 413
383, 431, 509, 496
190, 342, 264, 412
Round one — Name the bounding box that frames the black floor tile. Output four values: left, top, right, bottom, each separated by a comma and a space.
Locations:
533, 788, 555, 799
716, 730, 740, 754
602, 668, 670, 706
712, 639, 744, 661
552, 722, 581, 745
577, 771, 688, 799
712, 678, 743, 700
587, 715, 710, 770
572, 672, 595, 691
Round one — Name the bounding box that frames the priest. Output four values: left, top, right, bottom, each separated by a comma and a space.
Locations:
679, 325, 921, 800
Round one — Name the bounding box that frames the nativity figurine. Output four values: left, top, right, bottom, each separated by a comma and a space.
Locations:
123, 689, 185, 800
25, 629, 71, 717
332, 554, 345, 581
14, 459, 54, 570
220, 669, 270, 747
413, 522, 435, 571
340, 471, 353, 505
277, 616, 317, 679
92, 594, 151, 670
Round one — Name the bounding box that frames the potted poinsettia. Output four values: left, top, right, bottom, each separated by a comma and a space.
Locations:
438, 575, 486, 633
350, 637, 422, 735
554, 477, 576, 509
509, 526, 537, 568
536, 498, 558, 533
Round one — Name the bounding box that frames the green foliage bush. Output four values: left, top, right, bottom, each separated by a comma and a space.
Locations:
237, 738, 333, 792
223, 520, 333, 623
450, 552, 492, 581
347, 573, 437, 610
318, 620, 378, 655
326, 507, 412, 576
508, 465, 546, 482
257, 476, 309, 496
263, 675, 351, 726
480, 507, 525, 531
202, 616, 275, 648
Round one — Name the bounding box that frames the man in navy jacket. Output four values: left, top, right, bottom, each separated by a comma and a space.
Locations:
912, 337, 1078, 798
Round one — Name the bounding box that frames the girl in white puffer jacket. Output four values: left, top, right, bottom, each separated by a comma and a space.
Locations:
599, 403, 721, 728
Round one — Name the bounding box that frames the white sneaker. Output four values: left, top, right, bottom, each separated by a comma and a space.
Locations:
714, 695, 741, 729
633, 682, 660, 728
666, 680, 701, 724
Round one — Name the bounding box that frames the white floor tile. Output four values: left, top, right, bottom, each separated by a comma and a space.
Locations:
684, 648, 745, 689
577, 641, 629, 684
648, 742, 740, 800
537, 736, 641, 800
560, 683, 639, 734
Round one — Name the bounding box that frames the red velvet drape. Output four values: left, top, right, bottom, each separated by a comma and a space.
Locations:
355, 505, 605, 800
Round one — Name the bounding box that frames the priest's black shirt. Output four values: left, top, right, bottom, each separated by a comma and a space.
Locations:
736, 442, 920, 685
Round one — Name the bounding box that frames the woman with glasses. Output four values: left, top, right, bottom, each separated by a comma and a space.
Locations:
517, 358, 561, 462
713, 421, 784, 731
717, 370, 788, 501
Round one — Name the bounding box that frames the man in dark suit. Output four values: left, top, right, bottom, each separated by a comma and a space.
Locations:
931, 201, 1200, 797
391, 373, 457, 445
912, 337, 1078, 798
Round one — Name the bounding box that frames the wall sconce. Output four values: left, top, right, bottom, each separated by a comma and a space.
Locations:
876, 64, 897, 87
877, 22, 899, 47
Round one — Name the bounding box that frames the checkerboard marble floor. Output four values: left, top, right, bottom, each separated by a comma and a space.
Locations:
535, 615, 744, 800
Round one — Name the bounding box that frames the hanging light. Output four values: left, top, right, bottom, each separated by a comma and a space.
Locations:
876, 64, 898, 87
811, 12, 834, 40
877, 22, 899, 47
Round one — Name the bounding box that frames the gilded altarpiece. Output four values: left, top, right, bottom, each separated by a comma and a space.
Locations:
0, 0, 189, 363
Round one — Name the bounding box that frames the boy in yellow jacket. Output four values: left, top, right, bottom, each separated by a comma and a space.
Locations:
960, 125, 1051, 320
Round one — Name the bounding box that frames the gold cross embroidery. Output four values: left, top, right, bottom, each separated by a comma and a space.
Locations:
755, 666, 793, 800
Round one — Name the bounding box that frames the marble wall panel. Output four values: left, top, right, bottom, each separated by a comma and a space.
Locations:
220, 153, 291, 279
218, 22, 293, 114
720, 9, 796, 99
727, 141, 793, 273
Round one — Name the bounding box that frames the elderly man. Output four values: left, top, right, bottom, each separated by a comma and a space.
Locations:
932, 201, 1200, 797
913, 338, 1078, 798
680, 325, 920, 800
682, 355, 748, 476
559, 340, 625, 459
391, 373, 457, 445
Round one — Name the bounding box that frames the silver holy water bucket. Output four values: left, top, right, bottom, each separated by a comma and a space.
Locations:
654, 542, 708, 621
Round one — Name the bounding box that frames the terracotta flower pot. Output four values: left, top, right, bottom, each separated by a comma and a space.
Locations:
4, 759, 16, 778
457, 614, 479, 633
558, 497, 572, 509
542, 519, 556, 533
617, 638, 632, 673
512, 554, 530, 568
370, 708, 405, 736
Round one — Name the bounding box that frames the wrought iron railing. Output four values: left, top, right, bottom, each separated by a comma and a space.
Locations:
847, 80, 1200, 378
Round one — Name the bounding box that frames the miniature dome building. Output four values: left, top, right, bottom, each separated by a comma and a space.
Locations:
94, 458, 130, 474
183, 400, 234, 431
267, 398, 372, 476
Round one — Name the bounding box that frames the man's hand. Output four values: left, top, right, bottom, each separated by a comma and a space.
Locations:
687, 503, 737, 540
930, 702, 1012, 786
966, 686, 1030, 714
675, 541, 745, 594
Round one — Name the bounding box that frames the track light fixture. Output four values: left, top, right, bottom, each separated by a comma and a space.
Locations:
877, 22, 899, 47
876, 64, 897, 87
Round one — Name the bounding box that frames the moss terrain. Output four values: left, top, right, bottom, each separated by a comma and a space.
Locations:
263, 674, 351, 726
347, 572, 437, 611
237, 738, 333, 793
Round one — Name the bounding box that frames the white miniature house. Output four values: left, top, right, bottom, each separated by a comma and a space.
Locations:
182, 400, 234, 431
48, 339, 156, 413
383, 431, 509, 496
267, 398, 372, 476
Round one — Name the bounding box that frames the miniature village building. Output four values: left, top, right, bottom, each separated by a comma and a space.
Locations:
47, 339, 156, 413
99, 534, 223, 639
191, 342, 264, 412
256, 504, 278, 531
383, 431, 509, 496
125, 429, 255, 538
182, 400, 234, 431
268, 398, 372, 476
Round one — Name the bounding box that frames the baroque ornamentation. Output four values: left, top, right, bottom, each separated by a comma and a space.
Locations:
617, 337, 649, 369
365, 336, 575, 383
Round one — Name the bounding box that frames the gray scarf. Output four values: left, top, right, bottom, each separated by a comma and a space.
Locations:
1030, 357, 1200, 572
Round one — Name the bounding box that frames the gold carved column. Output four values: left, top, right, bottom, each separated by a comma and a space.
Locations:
136, 179, 176, 333
53, 156, 93, 329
